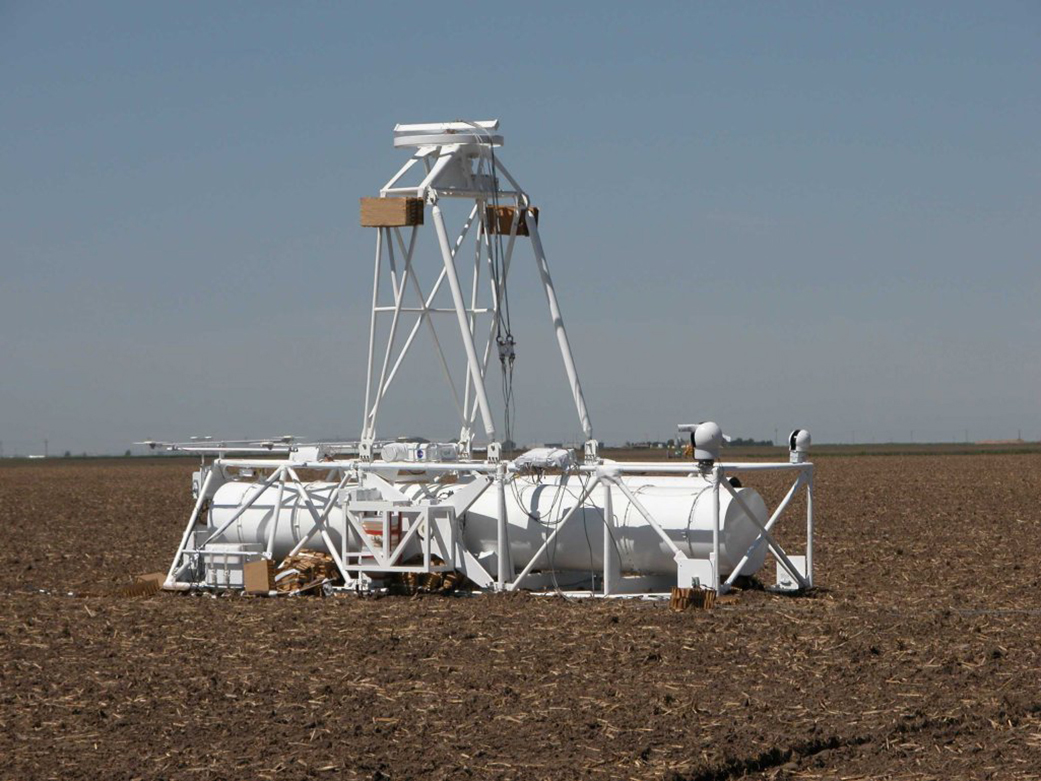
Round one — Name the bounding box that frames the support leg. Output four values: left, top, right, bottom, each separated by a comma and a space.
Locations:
165, 467, 216, 587
526, 213, 593, 440
602, 480, 618, 596
806, 466, 814, 587
495, 466, 512, 589
265, 469, 287, 560
361, 229, 383, 442
712, 467, 722, 594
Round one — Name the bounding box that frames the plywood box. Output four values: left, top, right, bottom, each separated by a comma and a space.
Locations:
485, 205, 539, 236
243, 559, 275, 595
360, 197, 424, 227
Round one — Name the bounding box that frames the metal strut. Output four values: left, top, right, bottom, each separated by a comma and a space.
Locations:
360, 122, 594, 452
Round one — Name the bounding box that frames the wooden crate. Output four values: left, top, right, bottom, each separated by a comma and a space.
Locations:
485, 205, 539, 236
360, 197, 424, 227
669, 586, 716, 612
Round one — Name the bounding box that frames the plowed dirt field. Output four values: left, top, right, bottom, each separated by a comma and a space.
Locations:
2, 454, 1041, 780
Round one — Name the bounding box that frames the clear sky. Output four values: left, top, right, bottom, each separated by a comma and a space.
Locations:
2, 1, 1039, 455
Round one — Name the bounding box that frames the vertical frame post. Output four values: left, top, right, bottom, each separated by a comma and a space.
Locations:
496, 465, 510, 589
423, 508, 431, 571
362, 228, 383, 442
165, 466, 216, 586
602, 479, 618, 596
265, 468, 287, 560
806, 465, 814, 587
712, 466, 722, 594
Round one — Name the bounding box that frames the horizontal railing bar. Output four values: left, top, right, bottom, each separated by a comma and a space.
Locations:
207, 458, 813, 474
338, 565, 456, 573
381, 187, 521, 199
374, 307, 491, 313
182, 549, 266, 557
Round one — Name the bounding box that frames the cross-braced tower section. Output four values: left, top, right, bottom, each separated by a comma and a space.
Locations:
358, 120, 595, 462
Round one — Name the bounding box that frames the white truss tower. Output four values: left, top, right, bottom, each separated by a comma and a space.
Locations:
359, 120, 594, 461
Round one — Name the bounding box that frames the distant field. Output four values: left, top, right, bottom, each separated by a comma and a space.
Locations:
2, 440, 1040, 469
2, 452, 1041, 779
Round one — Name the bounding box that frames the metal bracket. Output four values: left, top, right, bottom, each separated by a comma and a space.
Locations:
774, 555, 807, 591
359, 439, 374, 462
677, 557, 715, 591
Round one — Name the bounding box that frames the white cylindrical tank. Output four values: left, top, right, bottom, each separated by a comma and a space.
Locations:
206, 473, 768, 579
207, 481, 345, 559
457, 474, 767, 576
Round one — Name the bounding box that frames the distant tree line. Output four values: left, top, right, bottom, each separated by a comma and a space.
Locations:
621, 436, 775, 449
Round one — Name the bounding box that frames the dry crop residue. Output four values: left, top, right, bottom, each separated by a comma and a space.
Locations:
1, 454, 1040, 780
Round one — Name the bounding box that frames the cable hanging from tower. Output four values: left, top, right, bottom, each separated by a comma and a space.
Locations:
478, 127, 517, 451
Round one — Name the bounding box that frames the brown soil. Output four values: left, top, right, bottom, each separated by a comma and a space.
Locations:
2, 454, 1040, 780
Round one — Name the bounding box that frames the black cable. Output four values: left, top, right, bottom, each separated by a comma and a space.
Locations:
514, 473, 626, 595
485, 139, 516, 448
458, 121, 517, 448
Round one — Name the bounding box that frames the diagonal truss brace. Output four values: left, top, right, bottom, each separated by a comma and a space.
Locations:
721, 477, 810, 590
360, 134, 596, 453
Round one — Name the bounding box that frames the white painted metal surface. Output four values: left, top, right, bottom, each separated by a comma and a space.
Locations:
204, 473, 768, 578
461, 475, 768, 577
201, 543, 263, 589
208, 481, 344, 558
154, 121, 816, 597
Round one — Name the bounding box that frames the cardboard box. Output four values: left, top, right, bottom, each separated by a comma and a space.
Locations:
243, 559, 275, 595
485, 205, 538, 236
360, 197, 425, 227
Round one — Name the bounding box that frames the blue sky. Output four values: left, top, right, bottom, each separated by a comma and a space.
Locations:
2, 1, 1039, 454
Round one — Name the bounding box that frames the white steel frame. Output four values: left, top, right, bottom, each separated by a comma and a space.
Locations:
165, 456, 813, 596
360, 120, 593, 458
160, 120, 816, 598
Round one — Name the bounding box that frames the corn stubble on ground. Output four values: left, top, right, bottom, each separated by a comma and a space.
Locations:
1, 453, 1041, 780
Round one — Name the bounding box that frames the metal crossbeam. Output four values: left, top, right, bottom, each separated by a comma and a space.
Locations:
721, 478, 810, 590
200, 466, 285, 547
285, 467, 351, 581
724, 471, 806, 587
282, 474, 351, 561
507, 476, 601, 591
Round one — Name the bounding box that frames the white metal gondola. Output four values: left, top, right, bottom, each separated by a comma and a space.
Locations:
154, 121, 814, 597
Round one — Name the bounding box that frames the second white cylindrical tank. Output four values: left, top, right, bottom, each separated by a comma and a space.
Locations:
456, 474, 767, 576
